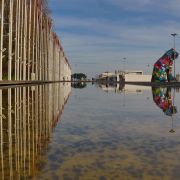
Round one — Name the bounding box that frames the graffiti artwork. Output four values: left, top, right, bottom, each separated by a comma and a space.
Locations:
151, 48, 178, 82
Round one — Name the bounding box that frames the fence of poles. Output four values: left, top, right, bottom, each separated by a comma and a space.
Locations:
0, 0, 71, 81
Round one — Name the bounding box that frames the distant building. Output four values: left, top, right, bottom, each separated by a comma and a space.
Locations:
97, 70, 152, 82
124, 70, 151, 82
176, 74, 180, 82
125, 70, 143, 75
98, 72, 115, 78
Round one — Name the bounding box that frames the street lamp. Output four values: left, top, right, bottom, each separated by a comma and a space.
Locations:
171, 33, 177, 78
74, 64, 77, 81
122, 57, 126, 74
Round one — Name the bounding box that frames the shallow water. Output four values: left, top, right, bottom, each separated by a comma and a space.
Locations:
0, 83, 180, 179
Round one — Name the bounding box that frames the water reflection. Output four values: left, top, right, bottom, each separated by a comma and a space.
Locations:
97, 82, 125, 93
97, 82, 151, 94
71, 82, 87, 89
98, 82, 179, 133
152, 87, 177, 116
152, 87, 178, 133
1, 82, 180, 179
0, 83, 71, 179
39, 83, 180, 179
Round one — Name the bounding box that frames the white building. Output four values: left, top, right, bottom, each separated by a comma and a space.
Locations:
124, 70, 151, 82
98, 70, 152, 82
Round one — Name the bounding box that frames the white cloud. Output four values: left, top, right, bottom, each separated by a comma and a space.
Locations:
52, 16, 180, 76
102, 0, 180, 17
49, 0, 180, 77
54, 16, 180, 47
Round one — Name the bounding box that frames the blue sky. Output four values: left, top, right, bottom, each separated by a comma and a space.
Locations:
49, 0, 180, 77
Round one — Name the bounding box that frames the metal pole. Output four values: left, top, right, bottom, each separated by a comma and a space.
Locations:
123, 57, 126, 73
171, 33, 177, 78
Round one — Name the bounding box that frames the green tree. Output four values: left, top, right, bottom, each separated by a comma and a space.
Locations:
71, 73, 87, 80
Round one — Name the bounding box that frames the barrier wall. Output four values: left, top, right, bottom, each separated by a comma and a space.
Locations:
0, 0, 71, 81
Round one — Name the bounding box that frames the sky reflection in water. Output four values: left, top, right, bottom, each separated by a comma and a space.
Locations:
1, 83, 180, 179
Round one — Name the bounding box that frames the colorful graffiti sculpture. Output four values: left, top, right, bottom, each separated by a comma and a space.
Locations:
151, 48, 178, 82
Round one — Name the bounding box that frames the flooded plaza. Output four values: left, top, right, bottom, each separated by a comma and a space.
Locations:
0, 83, 180, 179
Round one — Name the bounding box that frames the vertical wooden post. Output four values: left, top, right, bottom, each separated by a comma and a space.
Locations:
39, 4, 42, 81
19, 0, 24, 80
23, 0, 27, 80
16, 0, 21, 80
27, 0, 32, 80
44, 17, 48, 80
8, 0, 14, 80
31, 0, 36, 80
35, 3, 39, 80
15, 0, 20, 80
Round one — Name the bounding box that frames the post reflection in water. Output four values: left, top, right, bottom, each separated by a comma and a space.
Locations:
0, 83, 71, 179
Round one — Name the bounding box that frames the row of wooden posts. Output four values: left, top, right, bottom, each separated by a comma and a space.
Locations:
0, 0, 71, 81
